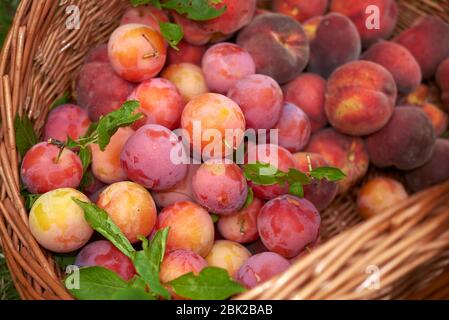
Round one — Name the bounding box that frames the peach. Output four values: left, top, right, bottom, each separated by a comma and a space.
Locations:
273, 0, 328, 23
90, 127, 134, 184
76, 62, 135, 121
108, 23, 166, 82
436, 57, 449, 111
362, 41, 422, 94
283, 73, 327, 132
325, 61, 397, 136
405, 139, 449, 192
308, 13, 361, 78
275, 103, 311, 153
237, 13, 310, 84
405, 103, 448, 137
305, 128, 369, 194
155, 201, 215, 257
29, 188, 93, 253
97, 181, 157, 243
205, 240, 251, 277
303, 16, 322, 41
394, 16, 449, 79
331, 0, 398, 47
357, 176, 408, 220
128, 78, 184, 130
366, 107, 436, 170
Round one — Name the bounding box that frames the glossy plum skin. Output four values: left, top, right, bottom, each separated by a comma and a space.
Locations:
76, 62, 135, 121
405, 139, 449, 192
160, 249, 208, 284
43, 104, 91, 143
90, 127, 134, 184
246, 144, 296, 200
192, 162, 248, 215
366, 107, 436, 171
84, 44, 109, 63
293, 152, 338, 211
120, 124, 188, 191
205, 240, 251, 277
283, 73, 327, 132
156, 201, 215, 257
202, 43, 256, 94
97, 182, 157, 243
308, 13, 362, 78
394, 16, 449, 79
75, 240, 136, 280
257, 195, 321, 258
236, 252, 291, 289
128, 78, 184, 130
357, 177, 408, 220
331, 0, 398, 47
162, 63, 209, 103
325, 61, 397, 136
217, 197, 264, 243
273, 0, 328, 23
362, 41, 422, 94
152, 164, 200, 208
167, 41, 207, 66
237, 13, 310, 84
227, 74, 283, 130
108, 24, 167, 83
29, 188, 93, 253
120, 5, 168, 32
275, 103, 311, 153
181, 93, 246, 159
305, 128, 369, 194
21, 142, 83, 194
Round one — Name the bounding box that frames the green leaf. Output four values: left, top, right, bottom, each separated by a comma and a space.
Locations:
50, 92, 71, 110
78, 170, 94, 192
243, 162, 280, 186
287, 168, 311, 185
96, 100, 142, 151
53, 254, 77, 270
162, 0, 226, 21
159, 22, 183, 50
169, 267, 245, 300
309, 167, 346, 182
242, 187, 254, 209
20, 190, 41, 211
72, 199, 135, 259
289, 182, 304, 198
131, 0, 162, 8
111, 287, 155, 300
132, 228, 171, 300
211, 214, 219, 223
78, 147, 92, 173
14, 114, 38, 158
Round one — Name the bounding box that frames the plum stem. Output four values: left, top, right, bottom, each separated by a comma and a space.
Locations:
306, 154, 313, 172
142, 33, 159, 59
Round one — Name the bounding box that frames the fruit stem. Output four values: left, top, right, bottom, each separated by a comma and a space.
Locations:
142, 33, 159, 59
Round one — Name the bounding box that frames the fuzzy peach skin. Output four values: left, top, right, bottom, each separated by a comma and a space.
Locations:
305, 128, 369, 194
283, 73, 327, 132
357, 177, 408, 220
273, 0, 328, 23
97, 181, 157, 243
205, 240, 252, 277
237, 13, 310, 84
128, 78, 184, 130
331, 0, 398, 47
181, 93, 246, 159
404, 103, 448, 137
366, 107, 436, 170
155, 201, 215, 257
21, 142, 83, 194
162, 63, 209, 103
394, 16, 449, 79
192, 161, 248, 215
217, 197, 264, 244
152, 164, 200, 208
108, 23, 166, 82
308, 13, 361, 78
325, 61, 397, 136
362, 41, 422, 94
90, 127, 134, 184
436, 57, 449, 111
29, 188, 93, 253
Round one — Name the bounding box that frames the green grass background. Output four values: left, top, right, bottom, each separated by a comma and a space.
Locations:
0, 0, 20, 301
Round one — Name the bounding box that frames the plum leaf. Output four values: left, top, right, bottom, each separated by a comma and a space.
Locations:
159, 22, 183, 50
14, 114, 38, 158
309, 167, 346, 181
162, 0, 226, 21
169, 267, 245, 300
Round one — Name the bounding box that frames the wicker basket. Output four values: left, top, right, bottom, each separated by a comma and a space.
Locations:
1, 0, 449, 300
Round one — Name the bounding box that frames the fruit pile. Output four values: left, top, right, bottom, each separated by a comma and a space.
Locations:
14, 0, 449, 300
